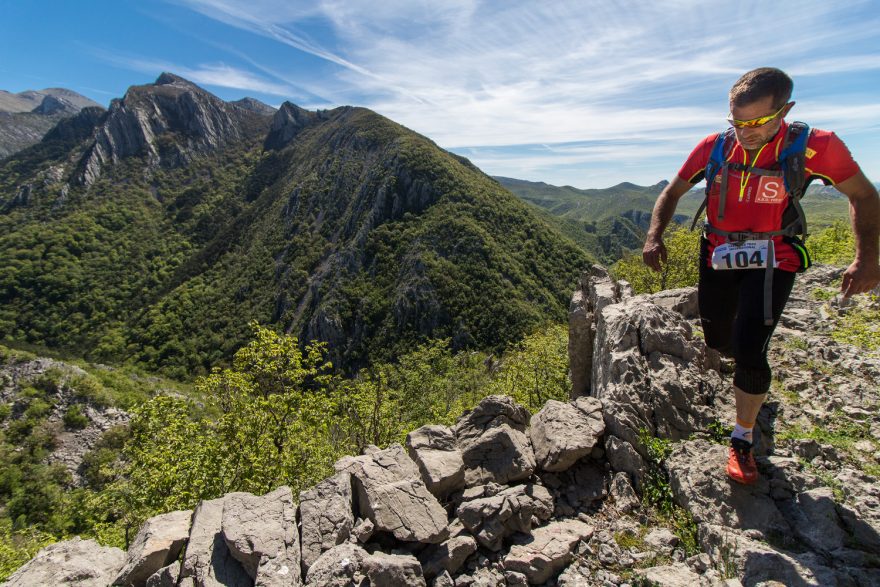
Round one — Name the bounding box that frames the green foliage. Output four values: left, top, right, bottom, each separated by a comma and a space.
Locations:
636, 428, 699, 555
612, 227, 700, 294
807, 220, 855, 265
0, 519, 55, 583
62, 405, 89, 430
707, 420, 733, 444
777, 416, 874, 454
831, 296, 880, 351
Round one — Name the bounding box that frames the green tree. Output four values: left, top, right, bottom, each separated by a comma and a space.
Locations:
612, 227, 700, 294
807, 220, 855, 265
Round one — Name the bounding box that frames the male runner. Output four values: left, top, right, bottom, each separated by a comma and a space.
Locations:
642, 67, 880, 484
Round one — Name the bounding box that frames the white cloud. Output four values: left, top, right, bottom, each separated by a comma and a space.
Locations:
159, 0, 880, 184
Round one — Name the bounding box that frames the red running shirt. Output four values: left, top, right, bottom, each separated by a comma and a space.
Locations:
678, 121, 860, 271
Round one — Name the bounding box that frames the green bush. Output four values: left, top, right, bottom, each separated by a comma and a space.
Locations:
613, 227, 700, 294
807, 220, 855, 265
62, 405, 89, 430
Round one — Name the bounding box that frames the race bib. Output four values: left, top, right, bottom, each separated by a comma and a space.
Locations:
711, 240, 775, 270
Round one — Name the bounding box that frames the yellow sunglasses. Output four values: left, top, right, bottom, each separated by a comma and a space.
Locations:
727, 102, 790, 128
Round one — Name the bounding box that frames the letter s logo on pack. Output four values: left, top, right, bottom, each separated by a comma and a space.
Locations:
755, 177, 786, 203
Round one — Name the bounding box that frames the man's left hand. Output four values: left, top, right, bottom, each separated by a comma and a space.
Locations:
842, 260, 880, 298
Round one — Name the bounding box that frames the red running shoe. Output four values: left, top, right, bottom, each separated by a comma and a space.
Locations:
727, 437, 758, 485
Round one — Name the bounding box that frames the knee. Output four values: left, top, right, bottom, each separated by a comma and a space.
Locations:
733, 364, 771, 394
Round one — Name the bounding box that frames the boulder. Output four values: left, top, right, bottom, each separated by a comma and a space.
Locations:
362, 552, 426, 586
114, 509, 192, 587
298, 472, 354, 574
454, 395, 535, 486
503, 519, 594, 583
180, 497, 251, 587
568, 287, 591, 399
2, 537, 124, 587
605, 434, 646, 487
592, 296, 724, 458
221, 486, 300, 586
634, 563, 705, 587
406, 424, 465, 498
418, 534, 478, 579
335, 443, 448, 544
666, 440, 790, 537
609, 471, 640, 513
530, 397, 604, 472
456, 483, 553, 551
145, 563, 180, 587
304, 543, 369, 587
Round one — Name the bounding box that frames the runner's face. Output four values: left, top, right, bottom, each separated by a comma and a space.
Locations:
730, 95, 787, 151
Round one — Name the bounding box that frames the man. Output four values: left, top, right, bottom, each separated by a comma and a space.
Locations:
642, 67, 880, 484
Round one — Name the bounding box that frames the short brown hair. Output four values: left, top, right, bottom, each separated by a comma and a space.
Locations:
729, 67, 793, 109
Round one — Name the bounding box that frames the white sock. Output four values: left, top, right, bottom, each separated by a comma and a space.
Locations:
731, 422, 753, 444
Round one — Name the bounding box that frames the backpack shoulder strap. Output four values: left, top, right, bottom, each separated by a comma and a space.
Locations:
691, 129, 735, 231
778, 121, 811, 237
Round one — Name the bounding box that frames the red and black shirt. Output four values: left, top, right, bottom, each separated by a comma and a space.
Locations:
678, 121, 860, 271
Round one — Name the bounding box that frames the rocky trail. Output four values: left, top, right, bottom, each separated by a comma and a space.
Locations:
4, 265, 879, 587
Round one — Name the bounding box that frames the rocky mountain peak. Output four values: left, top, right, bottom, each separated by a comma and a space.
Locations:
31, 94, 79, 116
231, 97, 277, 116
264, 101, 334, 150
74, 73, 271, 186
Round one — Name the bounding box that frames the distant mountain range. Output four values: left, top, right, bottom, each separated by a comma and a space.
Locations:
0, 88, 102, 158
0, 74, 589, 377
497, 174, 859, 262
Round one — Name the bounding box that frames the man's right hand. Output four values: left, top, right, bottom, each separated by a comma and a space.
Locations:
642, 237, 667, 272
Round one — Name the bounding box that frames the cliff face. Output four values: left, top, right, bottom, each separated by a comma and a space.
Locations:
74, 73, 272, 186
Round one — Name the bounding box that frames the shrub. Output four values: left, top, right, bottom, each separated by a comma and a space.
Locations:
612, 227, 700, 294
62, 405, 90, 430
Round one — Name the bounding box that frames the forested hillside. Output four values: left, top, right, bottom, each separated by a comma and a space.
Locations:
0, 74, 590, 378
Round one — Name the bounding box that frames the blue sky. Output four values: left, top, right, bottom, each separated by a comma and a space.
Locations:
2, 0, 879, 188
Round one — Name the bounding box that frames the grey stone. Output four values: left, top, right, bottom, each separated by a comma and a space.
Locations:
180, 497, 251, 587
114, 509, 192, 587
419, 535, 478, 578
667, 440, 790, 537
530, 397, 604, 472
299, 472, 354, 573
406, 424, 465, 498
605, 435, 646, 488
304, 543, 369, 587
609, 472, 640, 514
363, 552, 426, 586
351, 518, 374, 544
221, 486, 300, 586
454, 396, 535, 487
503, 519, 594, 584
335, 443, 449, 544
644, 528, 679, 552
145, 563, 180, 587
3, 537, 125, 587
433, 570, 455, 587
568, 286, 592, 399
634, 563, 704, 587
456, 483, 553, 551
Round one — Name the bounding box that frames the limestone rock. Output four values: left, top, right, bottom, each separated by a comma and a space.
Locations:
363, 552, 426, 586
568, 287, 592, 399
634, 563, 705, 587
609, 472, 640, 513
145, 563, 180, 587
180, 497, 251, 587
406, 424, 465, 498
503, 519, 594, 584
667, 439, 790, 537
456, 483, 553, 551
418, 534, 478, 579
592, 295, 724, 462
2, 537, 124, 587
221, 486, 300, 586
298, 472, 354, 574
454, 395, 535, 486
114, 509, 192, 587
530, 397, 604, 472
304, 543, 369, 587
335, 443, 448, 544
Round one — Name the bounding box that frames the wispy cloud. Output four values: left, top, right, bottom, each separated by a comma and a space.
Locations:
162, 0, 880, 184
90, 48, 299, 98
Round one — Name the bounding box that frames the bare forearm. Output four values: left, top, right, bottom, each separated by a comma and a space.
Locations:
850, 190, 880, 264
647, 190, 680, 241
